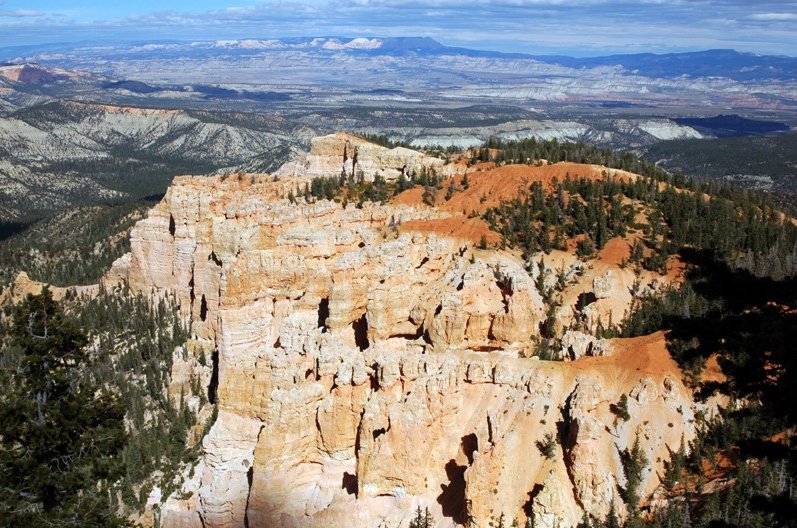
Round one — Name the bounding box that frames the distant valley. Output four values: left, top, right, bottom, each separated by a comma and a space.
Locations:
0, 98, 303, 223
3, 38, 797, 117
642, 134, 797, 207
0, 38, 795, 225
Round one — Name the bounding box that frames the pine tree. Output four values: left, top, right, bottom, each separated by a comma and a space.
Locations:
605, 504, 620, 528
409, 505, 432, 528
664, 434, 687, 490
536, 433, 557, 459
535, 259, 547, 300
622, 434, 649, 517
611, 394, 630, 421
0, 289, 128, 527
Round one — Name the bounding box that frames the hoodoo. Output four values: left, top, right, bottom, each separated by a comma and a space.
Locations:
104, 134, 704, 527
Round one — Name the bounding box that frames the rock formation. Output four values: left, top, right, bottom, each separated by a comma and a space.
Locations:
0, 271, 98, 306
275, 132, 446, 182
560, 330, 614, 361
106, 137, 700, 527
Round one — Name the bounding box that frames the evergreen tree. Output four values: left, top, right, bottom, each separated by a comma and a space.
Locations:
610, 394, 630, 422
621, 434, 649, 518
605, 504, 620, 528
409, 505, 432, 528
536, 433, 557, 459
0, 289, 128, 527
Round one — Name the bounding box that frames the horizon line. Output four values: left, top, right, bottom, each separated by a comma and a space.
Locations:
1, 36, 795, 60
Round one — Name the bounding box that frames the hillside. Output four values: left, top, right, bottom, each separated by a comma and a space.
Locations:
0, 199, 158, 287
642, 134, 797, 209
0, 100, 303, 223
103, 138, 694, 527
1, 134, 796, 528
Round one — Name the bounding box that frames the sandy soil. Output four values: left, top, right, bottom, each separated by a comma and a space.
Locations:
573, 331, 683, 380
393, 162, 636, 245
397, 217, 500, 246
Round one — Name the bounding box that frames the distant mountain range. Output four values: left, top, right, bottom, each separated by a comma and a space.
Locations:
3, 37, 796, 82
0, 37, 795, 225
1, 37, 795, 120
533, 48, 797, 82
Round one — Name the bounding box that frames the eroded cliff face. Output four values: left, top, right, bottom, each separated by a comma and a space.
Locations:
108, 135, 701, 528
275, 132, 447, 182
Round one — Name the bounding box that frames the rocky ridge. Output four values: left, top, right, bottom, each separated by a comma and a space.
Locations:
0, 100, 302, 222
105, 133, 705, 527
275, 132, 447, 182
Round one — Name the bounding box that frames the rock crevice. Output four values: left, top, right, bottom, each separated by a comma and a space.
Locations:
107, 138, 699, 527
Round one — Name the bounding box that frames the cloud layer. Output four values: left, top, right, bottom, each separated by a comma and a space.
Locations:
1, 0, 796, 56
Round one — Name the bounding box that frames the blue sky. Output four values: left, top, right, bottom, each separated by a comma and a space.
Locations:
0, 0, 796, 56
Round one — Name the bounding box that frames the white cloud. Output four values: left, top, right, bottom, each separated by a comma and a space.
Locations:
0, 9, 45, 18
751, 12, 797, 21
1, 0, 796, 56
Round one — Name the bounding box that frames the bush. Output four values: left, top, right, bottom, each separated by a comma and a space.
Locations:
610, 394, 631, 421
576, 237, 596, 258
536, 433, 557, 459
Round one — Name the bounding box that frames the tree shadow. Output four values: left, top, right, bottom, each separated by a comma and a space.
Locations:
437, 459, 467, 524
665, 249, 797, 425
437, 434, 480, 525
657, 248, 797, 523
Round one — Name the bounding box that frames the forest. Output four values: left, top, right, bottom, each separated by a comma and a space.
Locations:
641, 134, 797, 212
612, 252, 797, 528
0, 199, 156, 287
481, 139, 797, 527
485, 173, 797, 278
0, 135, 795, 526
0, 285, 209, 527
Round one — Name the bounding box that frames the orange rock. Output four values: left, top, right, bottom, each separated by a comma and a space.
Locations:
108, 136, 702, 528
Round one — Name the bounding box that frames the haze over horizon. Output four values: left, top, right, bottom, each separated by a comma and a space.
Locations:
1, 0, 796, 57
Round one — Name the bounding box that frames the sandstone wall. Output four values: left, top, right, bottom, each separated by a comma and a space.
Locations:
275, 132, 446, 182
109, 162, 697, 528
